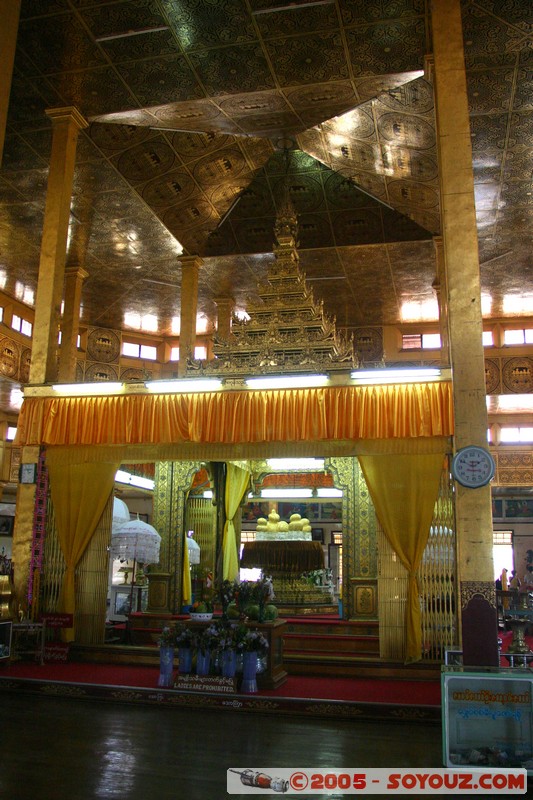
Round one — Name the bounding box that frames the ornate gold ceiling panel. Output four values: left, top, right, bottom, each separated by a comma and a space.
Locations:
0, 0, 530, 352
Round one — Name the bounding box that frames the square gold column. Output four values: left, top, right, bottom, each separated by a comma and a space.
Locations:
177, 255, 203, 377
58, 266, 89, 383
432, 0, 498, 666
29, 107, 88, 386
0, 0, 20, 166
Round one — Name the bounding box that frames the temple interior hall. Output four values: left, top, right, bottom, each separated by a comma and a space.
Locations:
0, 0, 533, 795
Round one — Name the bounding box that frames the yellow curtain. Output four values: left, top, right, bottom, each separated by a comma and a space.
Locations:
222, 463, 251, 581
358, 452, 446, 663
16, 383, 454, 447
182, 518, 192, 606
47, 460, 119, 641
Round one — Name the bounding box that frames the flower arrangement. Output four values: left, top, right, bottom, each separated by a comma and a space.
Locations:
302, 568, 333, 587
211, 621, 239, 653
197, 622, 221, 654
174, 624, 196, 649
157, 625, 176, 648
240, 628, 269, 656
217, 579, 236, 617
233, 579, 254, 615
252, 575, 275, 603
252, 575, 275, 621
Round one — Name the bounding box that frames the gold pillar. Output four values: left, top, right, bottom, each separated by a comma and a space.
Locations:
0, 0, 20, 166
328, 457, 378, 621
29, 107, 88, 386
152, 461, 201, 613
433, 237, 450, 365
214, 297, 235, 341
57, 265, 89, 383
432, 0, 498, 665
12, 446, 40, 615
177, 255, 202, 377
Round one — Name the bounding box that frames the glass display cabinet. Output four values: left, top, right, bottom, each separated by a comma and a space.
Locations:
442, 666, 533, 776
0, 619, 12, 661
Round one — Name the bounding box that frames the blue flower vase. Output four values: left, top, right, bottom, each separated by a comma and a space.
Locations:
241, 651, 258, 693
158, 646, 175, 687
178, 647, 193, 674
196, 650, 211, 676
221, 649, 237, 678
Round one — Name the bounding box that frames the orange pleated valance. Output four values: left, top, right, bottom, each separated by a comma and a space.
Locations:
16, 382, 453, 448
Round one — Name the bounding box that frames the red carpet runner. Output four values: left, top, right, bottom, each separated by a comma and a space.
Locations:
1, 660, 440, 705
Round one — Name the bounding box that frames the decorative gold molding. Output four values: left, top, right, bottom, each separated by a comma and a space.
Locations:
328, 457, 377, 620
460, 581, 496, 610
351, 579, 378, 618
153, 460, 201, 613
494, 450, 533, 486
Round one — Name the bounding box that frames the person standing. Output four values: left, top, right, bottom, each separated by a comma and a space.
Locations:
501, 568, 510, 610
500, 568, 508, 590
509, 570, 521, 590
523, 565, 533, 588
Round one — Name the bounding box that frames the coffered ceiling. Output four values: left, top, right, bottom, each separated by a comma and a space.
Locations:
0, 0, 531, 352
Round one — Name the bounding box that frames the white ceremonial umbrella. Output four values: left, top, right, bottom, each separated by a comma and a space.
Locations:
112, 497, 131, 532
110, 517, 161, 617
187, 536, 201, 566
110, 517, 161, 566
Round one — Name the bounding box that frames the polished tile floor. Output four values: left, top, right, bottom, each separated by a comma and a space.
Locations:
0, 692, 444, 799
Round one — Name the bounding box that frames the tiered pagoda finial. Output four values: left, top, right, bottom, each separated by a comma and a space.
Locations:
187, 161, 358, 378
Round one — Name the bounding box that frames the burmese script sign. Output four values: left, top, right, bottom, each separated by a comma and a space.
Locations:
43, 643, 70, 662
40, 613, 73, 628
442, 671, 533, 775
174, 675, 236, 694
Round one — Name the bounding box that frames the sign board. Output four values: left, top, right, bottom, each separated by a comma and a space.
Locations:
442, 669, 533, 775
174, 674, 236, 694
40, 613, 73, 628
44, 643, 70, 662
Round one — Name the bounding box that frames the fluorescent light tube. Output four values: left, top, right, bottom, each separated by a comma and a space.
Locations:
261, 488, 313, 498
246, 375, 328, 390
267, 458, 325, 470
52, 382, 123, 395
145, 379, 222, 393
351, 368, 441, 384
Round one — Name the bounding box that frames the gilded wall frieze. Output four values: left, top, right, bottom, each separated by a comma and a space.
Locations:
86, 328, 121, 364
497, 452, 533, 468
83, 362, 119, 382
495, 450, 533, 485
0, 336, 20, 379
498, 469, 533, 485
